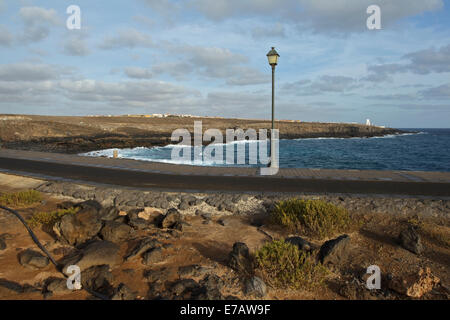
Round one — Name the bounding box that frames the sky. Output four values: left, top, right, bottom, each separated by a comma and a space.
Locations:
0, 0, 449, 128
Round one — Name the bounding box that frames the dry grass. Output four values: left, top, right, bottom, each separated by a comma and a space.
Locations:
27, 207, 79, 228
254, 240, 329, 290
0, 190, 42, 207
270, 198, 352, 239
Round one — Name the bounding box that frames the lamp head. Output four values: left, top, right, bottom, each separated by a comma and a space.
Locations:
266, 47, 280, 66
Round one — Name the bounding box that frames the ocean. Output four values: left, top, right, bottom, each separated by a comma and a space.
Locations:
82, 128, 450, 172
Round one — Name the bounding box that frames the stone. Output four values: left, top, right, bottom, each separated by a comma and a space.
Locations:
61, 240, 120, 275
161, 209, 182, 229
178, 265, 209, 278
399, 226, 423, 254
128, 217, 149, 230
318, 234, 351, 266
178, 201, 190, 210
197, 274, 224, 300
111, 283, 136, 300
54, 205, 103, 246
285, 236, 315, 252
18, 249, 49, 270
45, 277, 70, 294
244, 276, 267, 298
100, 221, 132, 243
142, 247, 164, 265
125, 238, 161, 261
75, 200, 103, 211
99, 206, 120, 221
0, 279, 23, 298
0, 238, 6, 251
228, 242, 254, 276
81, 264, 115, 297
388, 267, 440, 298
171, 279, 200, 296
144, 268, 169, 283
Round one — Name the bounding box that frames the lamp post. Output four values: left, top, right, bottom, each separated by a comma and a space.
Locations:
266, 47, 279, 168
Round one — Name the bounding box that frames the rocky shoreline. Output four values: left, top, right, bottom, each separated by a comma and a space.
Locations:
0, 115, 407, 154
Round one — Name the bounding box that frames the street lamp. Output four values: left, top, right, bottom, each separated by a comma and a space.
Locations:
266, 47, 279, 168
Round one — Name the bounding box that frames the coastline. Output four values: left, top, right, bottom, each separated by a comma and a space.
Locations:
0, 114, 407, 154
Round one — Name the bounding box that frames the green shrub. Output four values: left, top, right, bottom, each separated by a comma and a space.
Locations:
0, 190, 42, 207
271, 198, 351, 239
254, 240, 328, 290
27, 207, 79, 228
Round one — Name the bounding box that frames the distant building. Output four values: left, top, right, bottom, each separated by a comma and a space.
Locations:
366, 119, 371, 126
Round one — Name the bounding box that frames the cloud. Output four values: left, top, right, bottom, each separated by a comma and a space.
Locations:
420, 83, 450, 100
0, 25, 13, 46
251, 23, 286, 39
188, 0, 443, 33
63, 34, 90, 56
18, 6, 61, 43
158, 44, 267, 85
365, 44, 450, 82
0, 62, 71, 82
282, 75, 359, 96
99, 28, 153, 50
58, 79, 200, 108
124, 67, 153, 79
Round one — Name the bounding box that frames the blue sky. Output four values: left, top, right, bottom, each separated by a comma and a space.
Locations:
0, 0, 449, 128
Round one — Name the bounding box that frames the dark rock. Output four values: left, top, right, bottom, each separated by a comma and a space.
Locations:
54, 205, 103, 246
178, 201, 190, 210
0, 238, 6, 251
228, 242, 254, 276
125, 238, 161, 261
99, 206, 120, 221
171, 278, 200, 296
0, 279, 23, 298
244, 276, 267, 298
18, 249, 49, 269
75, 200, 103, 211
178, 265, 209, 278
399, 226, 423, 254
128, 217, 149, 230
61, 240, 120, 275
81, 265, 114, 297
318, 234, 351, 266
45, 277, 70, 294
197, 274, 224, 300
144, 268, 170, 283
285, 236, 315, 252
142, 247, 164, 265
111, 283, 136, 300
100, 221, 133, 243
161, 209, 182, 229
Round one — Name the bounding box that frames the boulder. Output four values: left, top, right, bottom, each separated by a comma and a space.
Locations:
318, 235, 351, 266
228, 242, 254, 276
178, 265, 209, 278
54, 205, 103, 246
285, 236, 315, 252
100, 221, 132, 243
399, 226, 423, 254
61, 240, 120, 275
388, 267, 440, 298
142, 247, 164, 265
18, 249, 49, 270
45, 277, 70, 294
81, 264, 115, 297
124, 238, 161, 261
99, 206, 120, 221
161, 209, 182, 229
0, 238, 6, 251
244, 276, 267, 298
